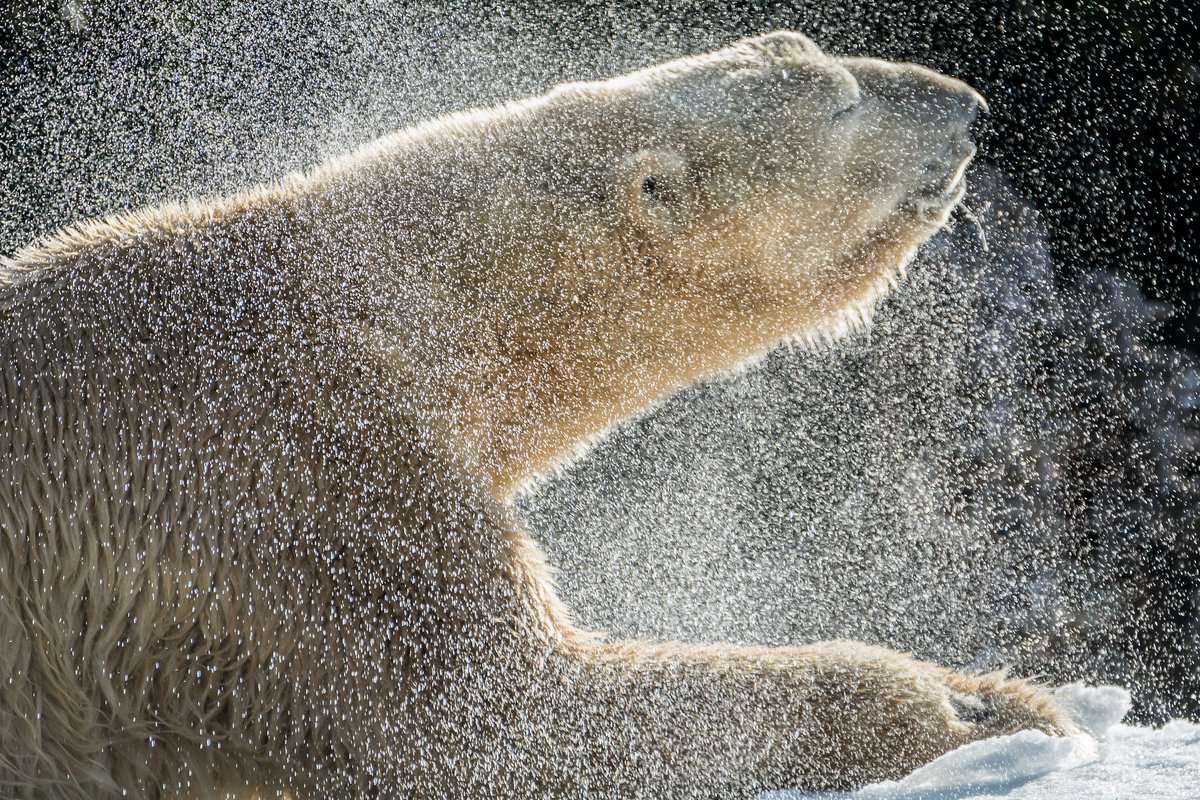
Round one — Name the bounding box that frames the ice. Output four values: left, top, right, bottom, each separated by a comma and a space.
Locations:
760, 685, 1200, 800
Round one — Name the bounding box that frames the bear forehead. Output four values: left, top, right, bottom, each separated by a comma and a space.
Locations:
552, 36, 842, 139
591, 31, 833, 97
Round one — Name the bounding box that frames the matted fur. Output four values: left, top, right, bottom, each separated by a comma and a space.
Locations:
1, 32, 1065, 799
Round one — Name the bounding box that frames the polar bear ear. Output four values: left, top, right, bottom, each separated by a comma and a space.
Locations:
616, 148, 696, 231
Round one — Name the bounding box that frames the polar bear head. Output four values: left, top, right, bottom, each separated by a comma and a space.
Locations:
352, 31, 985, 490
582, 30, 985, 345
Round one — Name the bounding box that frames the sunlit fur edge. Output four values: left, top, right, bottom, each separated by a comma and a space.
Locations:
509, 232, 925, 501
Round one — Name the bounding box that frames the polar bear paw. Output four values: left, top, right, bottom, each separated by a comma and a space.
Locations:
945, 670, 1075, 740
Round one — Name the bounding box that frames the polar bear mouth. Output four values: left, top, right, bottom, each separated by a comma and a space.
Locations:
919, 143, 975, 198
907, 143, 976, 222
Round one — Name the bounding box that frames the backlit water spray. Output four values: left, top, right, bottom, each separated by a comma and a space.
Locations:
2, 1, 1196, 797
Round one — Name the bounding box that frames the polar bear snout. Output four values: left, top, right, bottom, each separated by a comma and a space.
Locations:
832, 56, 985, 217
841, 56, 987, 132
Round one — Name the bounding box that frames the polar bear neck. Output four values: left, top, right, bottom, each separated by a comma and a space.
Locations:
277, 107, 754, 501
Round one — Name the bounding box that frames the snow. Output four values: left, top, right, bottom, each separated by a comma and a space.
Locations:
761, 684, 1200, 800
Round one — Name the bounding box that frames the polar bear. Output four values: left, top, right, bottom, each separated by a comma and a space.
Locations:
0, 31, 1065, 800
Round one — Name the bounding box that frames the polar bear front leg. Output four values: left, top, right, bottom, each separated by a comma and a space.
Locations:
521, 635, 1069, 797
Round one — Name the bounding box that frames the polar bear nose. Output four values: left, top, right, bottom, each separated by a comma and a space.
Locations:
907, 68, 988, 127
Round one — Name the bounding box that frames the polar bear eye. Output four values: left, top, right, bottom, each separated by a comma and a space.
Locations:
641, 175, 663, 202
619, 148, 692, 226
641, 173, 682, 206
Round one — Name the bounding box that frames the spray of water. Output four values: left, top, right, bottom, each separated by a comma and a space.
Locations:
1, 1, 1195, 797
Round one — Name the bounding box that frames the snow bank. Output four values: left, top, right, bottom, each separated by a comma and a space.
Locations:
761, 684, 1200, 800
